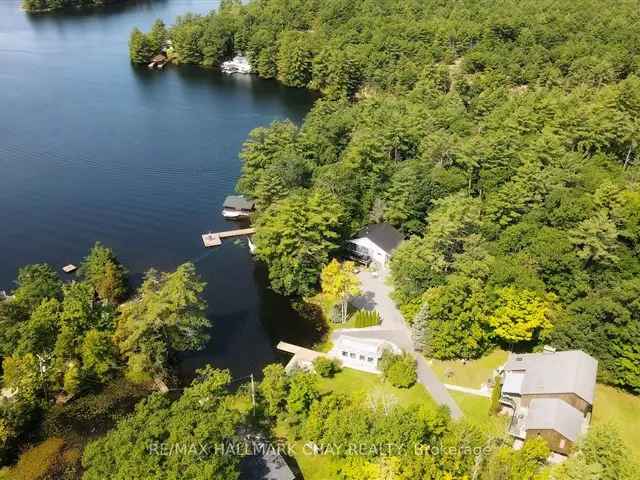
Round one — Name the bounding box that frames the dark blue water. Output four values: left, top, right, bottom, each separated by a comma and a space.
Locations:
0, 0, 317, 379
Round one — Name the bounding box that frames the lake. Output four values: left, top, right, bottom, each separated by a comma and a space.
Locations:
0, 0, 318, 380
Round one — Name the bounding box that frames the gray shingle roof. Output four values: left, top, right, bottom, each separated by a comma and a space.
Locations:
504, 350, 598, 404
224, 195, 255, 211
355, 223, 403, 254
526, 398, 584, 442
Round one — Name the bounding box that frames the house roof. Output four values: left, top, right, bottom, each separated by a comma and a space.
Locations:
224, 195, 255, 211
526, 398, 585, 442
504, 350, 597, 404
354, 223, 403, 254
334, 335, 399, 357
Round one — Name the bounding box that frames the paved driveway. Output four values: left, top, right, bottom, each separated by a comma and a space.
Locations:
332, 269, 463, 419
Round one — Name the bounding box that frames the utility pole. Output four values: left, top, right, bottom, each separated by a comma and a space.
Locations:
250, 373, 256, 416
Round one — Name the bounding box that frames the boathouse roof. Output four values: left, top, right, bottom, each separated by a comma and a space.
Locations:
224, 195, 255, 211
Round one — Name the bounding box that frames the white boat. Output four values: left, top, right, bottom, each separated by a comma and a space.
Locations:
248, 237, 256, 254
221, 55, 252, 74
222, 208, 250, 219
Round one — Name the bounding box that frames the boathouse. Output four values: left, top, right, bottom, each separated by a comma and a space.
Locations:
223, 195, 255, 219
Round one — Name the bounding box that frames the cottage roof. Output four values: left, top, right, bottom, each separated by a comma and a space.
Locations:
354, 223, 403, 254
526, 398, 584, 442
504, 350, 597, 404
334, 335, 398, 357
151, 54, 167, 62
224, 195, 255, 211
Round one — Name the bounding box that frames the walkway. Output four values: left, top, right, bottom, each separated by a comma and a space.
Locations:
332, 269, 463, 419
444, 383, 491, 398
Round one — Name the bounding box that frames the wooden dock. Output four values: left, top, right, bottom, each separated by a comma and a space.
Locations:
202, 227, 256, 248
277, 341, 326, 372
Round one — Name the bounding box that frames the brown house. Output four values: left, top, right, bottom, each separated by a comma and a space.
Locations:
499, 349, 598, 457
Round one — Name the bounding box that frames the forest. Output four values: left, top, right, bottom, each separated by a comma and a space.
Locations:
22, 0, 133, 13
130, 0, 640, 395
0, 245, 212, 476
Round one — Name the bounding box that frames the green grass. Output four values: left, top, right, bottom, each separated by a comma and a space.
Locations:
449, 391, 508, 436
317, 367, 437, 407
592, 384, 640, 462
430, 349, 509, 389
278, 368, 437, 480
432, 351, 640, 462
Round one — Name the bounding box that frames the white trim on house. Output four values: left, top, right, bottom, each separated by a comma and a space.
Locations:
348, 237, 391, 265
329, 335, 401, 373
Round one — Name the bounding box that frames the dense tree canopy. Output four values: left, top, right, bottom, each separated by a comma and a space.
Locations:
0, 250, 212, 466
22, 0, 132, 13
137, 0, 640, 392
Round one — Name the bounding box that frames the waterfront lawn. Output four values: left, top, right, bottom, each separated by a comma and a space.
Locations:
317, 367, 437, 408
430, 349, 509, 389
592, 384, 640, 462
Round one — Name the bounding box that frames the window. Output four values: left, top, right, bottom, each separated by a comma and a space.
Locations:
349, 353, 356, 359
559, 439, 566, 449
359, 355, 365, 361
367, 357, 374, 363
342, 351, 348, 357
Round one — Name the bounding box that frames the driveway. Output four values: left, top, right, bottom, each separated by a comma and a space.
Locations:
332, 269, 463, 419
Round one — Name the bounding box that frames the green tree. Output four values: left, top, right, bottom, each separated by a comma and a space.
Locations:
320, 259, 360, 323
79, 242, 128, 304
276, 31, 314, 87
483, 438, 550, 480
488, 287, 555, 345
379, 352, 417, 388
551, 424, 635, 480
82, 367, 245, 479
12, 264, 62, 314
129, 28, 153, 64
114, 263, 210, 382
254, 190, 343, 296
286, 371, 319, 416
16, 298, 61, 356
148, 19, 168, 53
569, 210, 620, 268
421, 275, 492, 359
259, 363, 289, 417
81, 329, 118, 383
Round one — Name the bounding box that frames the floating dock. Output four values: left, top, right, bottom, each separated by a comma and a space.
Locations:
201, 227, 256, 248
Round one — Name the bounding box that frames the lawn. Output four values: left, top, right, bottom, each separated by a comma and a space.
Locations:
449, 391, 508, 437
317, 367, 437, 407
591, 384, 640, 462
432, 350, 640, 461
277, 368, 437, 480
430, 349, 509, 389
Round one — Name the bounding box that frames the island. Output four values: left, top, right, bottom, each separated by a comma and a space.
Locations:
23, 0, 140, 14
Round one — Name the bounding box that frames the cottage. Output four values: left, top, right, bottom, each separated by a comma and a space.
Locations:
499, 349, 597, 457
222, 195, 255, 219
346, 223, 403, 266
329, 335, 401, 374
148, 54, 168, 69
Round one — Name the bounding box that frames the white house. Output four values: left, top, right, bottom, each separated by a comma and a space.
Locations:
347, 223, 403, 266
329, 335, 402, 374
